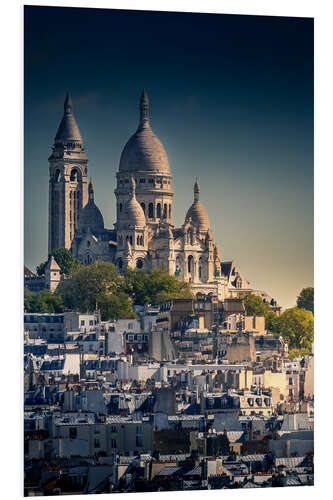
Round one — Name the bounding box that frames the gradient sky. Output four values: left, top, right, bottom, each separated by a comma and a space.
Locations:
24, 6, 313, 309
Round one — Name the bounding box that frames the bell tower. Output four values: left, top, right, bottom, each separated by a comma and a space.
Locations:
48, 92, 89, 254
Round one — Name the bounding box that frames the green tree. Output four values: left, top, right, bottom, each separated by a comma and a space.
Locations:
24, 288, 64, 313
36, 248, 81, 276
243, 293, 269, 317
242, 292, 280, 333
279, 307, 314, 351
56, 262, 124, 313
297, 287, 314, 314
122, 268, 193, 305
98, 291, 137, 321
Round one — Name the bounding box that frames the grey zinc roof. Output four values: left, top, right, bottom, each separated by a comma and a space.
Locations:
275, 457, 307, 468
156, 466, 182, 476
226, 431, 245, 443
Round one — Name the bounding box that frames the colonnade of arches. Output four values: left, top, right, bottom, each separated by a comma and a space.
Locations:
118, 234, 145, 246
117, 200, 172, 220
176, 254, 206, 282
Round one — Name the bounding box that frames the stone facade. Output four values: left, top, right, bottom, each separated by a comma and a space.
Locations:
48, 90, 278, 304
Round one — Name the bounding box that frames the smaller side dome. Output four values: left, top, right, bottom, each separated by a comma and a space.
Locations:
119, 177, 146, 227
79, 179, 104, 232
185, 178, 210, 232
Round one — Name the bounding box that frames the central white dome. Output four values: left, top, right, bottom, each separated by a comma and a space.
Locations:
119, 90, 170, 174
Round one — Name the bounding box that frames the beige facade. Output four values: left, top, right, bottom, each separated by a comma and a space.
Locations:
304, 356, 314, 399
48, 91, 278, 305
55, 419, 153, 457
252, 370, 287, 399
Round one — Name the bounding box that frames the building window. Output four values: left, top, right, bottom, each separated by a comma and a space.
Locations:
148, 203, 154, 218
70, 169, 79, 181
169, 205, 171, 218
163, 203, 167, 219
157, 203, 161, 218
141, 202, 145, 214
119, 203, 123, 213
81, 320, 85, 326
136, 426, 143, 447
136, 259, 143, 269
94, 438, 100, 448
69, 427, 77, 439
110, 426, 116, 433
110, 439, 117, 448
140, 178, 146, 183
289, 377, 293, 385
188, 255, 193, 273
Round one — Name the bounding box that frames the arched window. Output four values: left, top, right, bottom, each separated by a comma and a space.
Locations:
140, 235, 144, 245
136, 259, 143, 269
55, 169, 61, 182
199, 257, 203, 279
163, 203, 167, 219
86, 254, 92, 264
119, 203, 123, 213
141, 202, 145, 214
169, 204, 171, 219
137, 236, 140, 245
148, 203, 154, 218
157, 203, 161, 218
70, 168, 78, 181
188, 255, 193, 273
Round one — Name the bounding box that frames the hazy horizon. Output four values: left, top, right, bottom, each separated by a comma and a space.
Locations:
24, 6, 314, 309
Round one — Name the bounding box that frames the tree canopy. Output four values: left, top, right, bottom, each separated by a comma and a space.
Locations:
56, 262, 122, 316
242, 293, 280, 333
122, 268, 193, 306
278, 307, 314, 351
24, 288, 64, 314
55, 264, 192, 320
296, 287, 314, 314
36, 248, 81, 276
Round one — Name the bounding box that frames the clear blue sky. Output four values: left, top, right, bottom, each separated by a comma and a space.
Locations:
24, 6, 313, 308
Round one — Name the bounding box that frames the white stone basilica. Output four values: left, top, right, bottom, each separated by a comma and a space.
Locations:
48, 90, 279, 305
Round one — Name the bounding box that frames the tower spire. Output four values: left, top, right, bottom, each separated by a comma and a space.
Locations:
64, 91, 73, 114
139, 89, 150, 130
89, 177, 94, 201
194, 177, 200, 202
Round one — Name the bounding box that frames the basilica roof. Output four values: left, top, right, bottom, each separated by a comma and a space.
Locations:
119, 177, 146, 227
185, 179, 210, 232
118, 90, 170, 174
79, 180, 104, 232
55, 92, 82, 143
